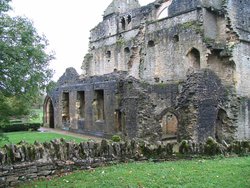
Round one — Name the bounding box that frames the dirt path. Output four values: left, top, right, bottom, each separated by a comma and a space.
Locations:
39, 127, 103, 142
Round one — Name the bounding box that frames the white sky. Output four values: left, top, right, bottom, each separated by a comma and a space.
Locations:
10, 0, 153, 81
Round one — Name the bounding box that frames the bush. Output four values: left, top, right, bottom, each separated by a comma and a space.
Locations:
0, 123, 41, 132
112, 135, 121, 142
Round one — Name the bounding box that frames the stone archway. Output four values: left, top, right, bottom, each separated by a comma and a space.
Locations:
186, 47, 201, 70
156, 0, 173, 19
44, 97, 54, 128
158, 109, 179, 140
160, 112, 178, 134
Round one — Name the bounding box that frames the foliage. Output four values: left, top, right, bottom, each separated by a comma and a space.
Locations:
116, 37, 125, 47
111, 135, 121, 142
180, 21, 203, 33
0, 122, 41, 132
204, 137, 221, 155
28, 109, 43, 123
0, 0, 54, 125
0, 131, 87, 147
21, 157, 250, 188
46, 80, 57, 94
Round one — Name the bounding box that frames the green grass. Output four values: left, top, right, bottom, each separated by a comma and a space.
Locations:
21, 157, 250, 188
0, 131, 87, 147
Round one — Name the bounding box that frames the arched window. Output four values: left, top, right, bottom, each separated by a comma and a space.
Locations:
106, 50, 111, 58
121, 17, 126, 30
187, 48, 201, 70
124, 47, 130, 54
127, 15, 132, 24
148, 40, 155, 47
156, 0, 173, 19
173, 34, 179, 43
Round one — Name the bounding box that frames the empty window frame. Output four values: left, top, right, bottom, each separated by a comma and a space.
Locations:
93, 90, 105, 121
77, 91, 85, 119
62, 92, 70, 123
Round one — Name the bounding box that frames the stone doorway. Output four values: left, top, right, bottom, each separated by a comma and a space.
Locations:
160, 112, 178, 140
45, 97, 54, 128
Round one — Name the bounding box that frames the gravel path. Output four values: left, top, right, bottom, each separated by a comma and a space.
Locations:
38, 127, 103, 142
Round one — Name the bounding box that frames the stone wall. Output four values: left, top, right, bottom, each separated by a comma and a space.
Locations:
44, 71, 179, 141
177, 69, 238, 142
1, 138, 250, 187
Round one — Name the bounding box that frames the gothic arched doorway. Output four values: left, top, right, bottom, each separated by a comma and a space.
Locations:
44, 97, 54, 128
159, 111, 178, 140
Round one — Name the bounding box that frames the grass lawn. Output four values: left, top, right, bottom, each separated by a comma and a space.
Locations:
0, 131, 87, 147
21, 157, 250, 188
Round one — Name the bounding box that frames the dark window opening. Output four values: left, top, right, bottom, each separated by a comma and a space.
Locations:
154, 77, 160, 83
62, 92, 70, 127
127, 15, 132, 24
115, 110, 123, 132
173, 35, 179, 42
106, 50, 111, 58
77, 91, 85, 119
187, 48, 201, 69
121, 17, 126, 30
124, 47, 130, 54
148, 40, 155, 47
93, 90, 105, 121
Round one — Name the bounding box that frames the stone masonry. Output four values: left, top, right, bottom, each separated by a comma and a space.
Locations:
44, 0, 250, 143
1, 138, 250, 187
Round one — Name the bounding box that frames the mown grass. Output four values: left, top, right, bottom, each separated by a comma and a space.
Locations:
22, 157, 250, 188
0, 131, 87, 147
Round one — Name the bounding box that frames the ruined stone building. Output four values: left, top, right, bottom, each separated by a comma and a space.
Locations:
44, 0, 250, 143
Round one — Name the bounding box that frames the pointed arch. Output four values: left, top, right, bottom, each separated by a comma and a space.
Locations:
157, 108, 180, 139
44, 96, 54, 128
156, 0, 173, 19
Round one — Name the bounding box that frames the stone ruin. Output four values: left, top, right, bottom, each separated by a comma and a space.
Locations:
44, 0, 250, 143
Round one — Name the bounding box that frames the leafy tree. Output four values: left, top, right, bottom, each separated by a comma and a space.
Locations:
0, 0, 54, 125
46, 80, 57, 94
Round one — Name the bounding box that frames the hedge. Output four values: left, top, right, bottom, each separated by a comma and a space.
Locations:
0, 123, 41, 132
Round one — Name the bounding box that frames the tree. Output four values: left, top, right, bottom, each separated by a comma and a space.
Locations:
0, 0, 54, 124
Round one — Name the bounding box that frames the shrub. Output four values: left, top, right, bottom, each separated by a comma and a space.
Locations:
204, 137, 220, 155
112, 135, 121, 142
0, 123, 41, 132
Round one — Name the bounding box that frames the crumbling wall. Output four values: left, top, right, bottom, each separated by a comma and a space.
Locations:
82, 0, 208, 84
1, 139, 250, 187
225, 0, 250, 139
177, 69, 238, 142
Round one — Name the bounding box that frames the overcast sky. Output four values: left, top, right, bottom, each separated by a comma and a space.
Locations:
10, 0, 153, 81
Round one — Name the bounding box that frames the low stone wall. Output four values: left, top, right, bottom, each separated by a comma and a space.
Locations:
0, 138, 250, 187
